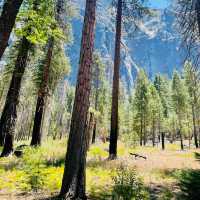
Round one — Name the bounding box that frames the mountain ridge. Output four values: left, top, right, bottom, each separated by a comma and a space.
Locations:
67, 1, 184, 86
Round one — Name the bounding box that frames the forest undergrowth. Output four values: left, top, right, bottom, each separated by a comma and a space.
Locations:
0, 139, 200, 200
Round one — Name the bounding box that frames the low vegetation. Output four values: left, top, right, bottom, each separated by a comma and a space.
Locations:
0, 140, 200, 199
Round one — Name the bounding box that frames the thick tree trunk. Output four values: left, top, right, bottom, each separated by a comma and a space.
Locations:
109, 0, 122, 159
30, 96, 46, 145
59, 0, 96, 198
0, 0, 23, 60
0, 37, 31, 156
30, 39, 54, 146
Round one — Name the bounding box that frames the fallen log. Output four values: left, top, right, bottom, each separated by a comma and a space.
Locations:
130, 153, 147, 160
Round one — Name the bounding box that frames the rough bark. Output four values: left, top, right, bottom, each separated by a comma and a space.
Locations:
109, 0, 122, 160
30, 38, 54, 146
0, 37, 31, 156
59, 0, 96, 198
0, 0, 23, 60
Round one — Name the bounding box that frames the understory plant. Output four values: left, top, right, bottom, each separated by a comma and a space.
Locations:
112, 165, 149, 200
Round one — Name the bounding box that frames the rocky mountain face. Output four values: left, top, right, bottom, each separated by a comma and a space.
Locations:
67, 0, 184, 87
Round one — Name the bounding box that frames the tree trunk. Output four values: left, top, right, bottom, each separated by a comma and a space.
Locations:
0, 0, 23, 60
30, 38, 54, 146
31, 0, 66, 145
143, 115, 147, 146
109, 0, 122, 159
0, 37, 31, 156
59, 0, 96, 198
140, 116, 143, 146
161, 132, 165, 150
178, 129, 184, 150
152, 119, 155, 147
91, 72, 99, 144
192, 105, 198, 148
92, 122, 96, 144
86, 112, 94, 150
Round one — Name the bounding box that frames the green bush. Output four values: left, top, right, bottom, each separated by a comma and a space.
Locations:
112, 166, 149, 200
178, 169, 200, 200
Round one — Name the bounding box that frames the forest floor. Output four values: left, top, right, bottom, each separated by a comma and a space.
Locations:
0, 139, 200, 200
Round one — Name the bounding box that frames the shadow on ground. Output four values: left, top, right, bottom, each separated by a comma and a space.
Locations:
26, 152, 200, 200
148, 152, 200, 200
174, 152, 200, 200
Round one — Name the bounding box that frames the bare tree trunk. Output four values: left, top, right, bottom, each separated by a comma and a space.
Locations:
0, 37, 31, 156
180, 130, 184, 150
140, 116, 143, 146
86, 112, 94, 150
92, 122, 96, 144
161, 132, 165, 150
152, 119, 155, 147
92, 76, 99, 144
143, 115, 147, 146
109, 0, 122, 159
178, 127, 184, 150
192, 104, 198, 148
30, 38, 54, 146
59, 0, 96, 198
0, 0, 23, 59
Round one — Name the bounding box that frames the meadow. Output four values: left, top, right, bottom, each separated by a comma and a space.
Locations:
0, 139, 199, 200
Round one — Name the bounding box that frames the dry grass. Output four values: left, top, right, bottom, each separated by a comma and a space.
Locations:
0, 140, 200, 199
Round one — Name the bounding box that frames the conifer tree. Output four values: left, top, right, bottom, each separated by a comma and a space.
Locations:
133, 69, 149, 146
0, 0, 23, 59
109, 0, 149, 158
172, 71, 188, 150
0, 0, 59, 156
59, 0, 97, 198
184, 61, 200, 148
30, 0, 71, 145
148, 84, 163, 146
91, 52, 105, 144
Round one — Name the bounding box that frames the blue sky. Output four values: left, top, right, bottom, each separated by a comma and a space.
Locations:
148, 0, 171, 9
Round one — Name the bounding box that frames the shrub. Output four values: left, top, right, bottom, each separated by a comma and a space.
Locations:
112, 166, 149, 200
88, 146, 108, 160
178, 169, 200, 200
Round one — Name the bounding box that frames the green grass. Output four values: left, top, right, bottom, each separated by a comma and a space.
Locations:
0, 139, 199, 199
0, 139, 66, 193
